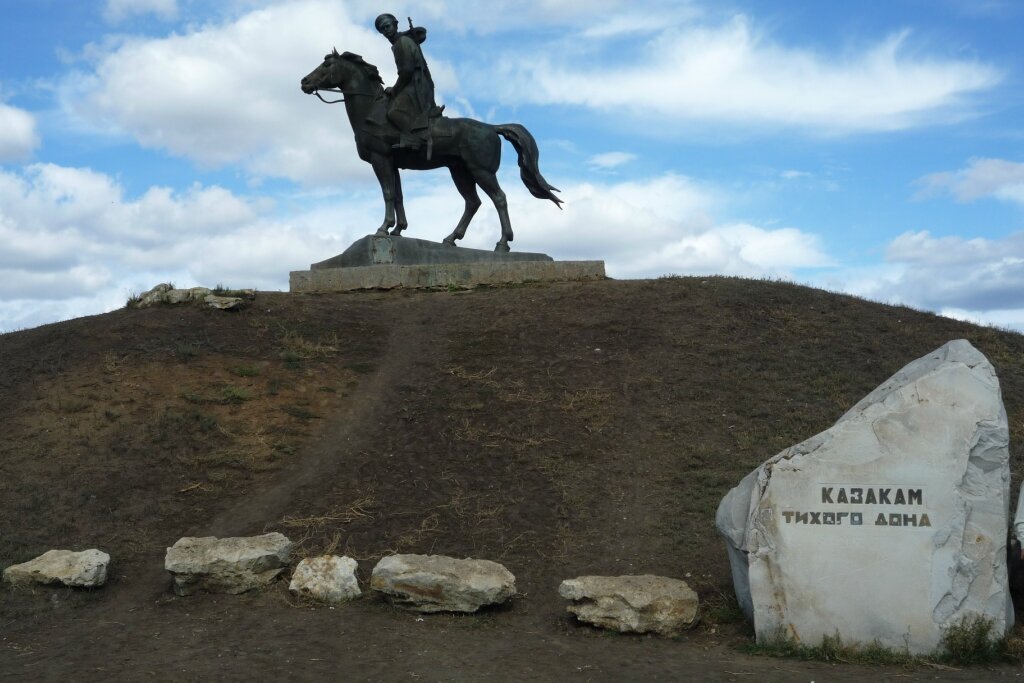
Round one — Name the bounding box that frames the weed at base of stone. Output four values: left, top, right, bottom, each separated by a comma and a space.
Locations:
747, 616, 1021, 668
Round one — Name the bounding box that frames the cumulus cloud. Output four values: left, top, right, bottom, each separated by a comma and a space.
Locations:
0, 162, 353, 331
388, 172, 832, 278
0, 103, 40, 162
843, 230, 1024, 314
0, 164, 836, 331
69, 0, 459, 186
104, 0, 178, 23
917, 158, 1024, 205
479, 20, 1000, 133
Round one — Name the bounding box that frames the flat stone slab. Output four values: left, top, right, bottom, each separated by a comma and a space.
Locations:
716, 339, 1012, 654
312, 235, 554, 269
559, 575, 700, 635
165, 532, 293, 596
289, 555, 361, 604
370, 554, 516, 613
3, 549, 110, 588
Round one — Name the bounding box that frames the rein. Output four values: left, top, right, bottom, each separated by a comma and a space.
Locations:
314, 87, 377, 105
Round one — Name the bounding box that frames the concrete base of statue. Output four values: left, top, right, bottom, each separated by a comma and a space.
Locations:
290, 235, 605, 292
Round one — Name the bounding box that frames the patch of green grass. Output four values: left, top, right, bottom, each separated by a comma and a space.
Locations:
230, 365, 260, 377
219, 386, 251, 404
939, 614, 999, 665
747, 630, 917, 667
277, 329, 339, 362
749, 617, 1016, 668
175, 342, 200, 360
58, 397, 90, 414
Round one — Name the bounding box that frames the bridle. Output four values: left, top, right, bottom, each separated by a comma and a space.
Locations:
310, 54, 381, 105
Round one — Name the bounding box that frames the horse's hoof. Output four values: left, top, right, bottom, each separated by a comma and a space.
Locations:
375, 228, 389, 237
494, 242, 510, 253
442, 237, 457, 247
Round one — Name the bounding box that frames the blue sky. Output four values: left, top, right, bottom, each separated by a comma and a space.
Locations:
1, 0, 1023, 331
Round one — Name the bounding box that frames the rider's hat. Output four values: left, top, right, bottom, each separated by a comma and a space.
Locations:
375, 13, 397, 32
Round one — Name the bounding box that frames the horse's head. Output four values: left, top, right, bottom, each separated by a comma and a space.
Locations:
300, 49, 383, 98
300, 48, 346, 94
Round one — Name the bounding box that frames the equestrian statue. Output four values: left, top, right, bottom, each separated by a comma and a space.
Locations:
300, 13, 562, 252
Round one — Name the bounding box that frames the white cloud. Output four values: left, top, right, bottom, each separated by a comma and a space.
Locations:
843, 230, 1024, 314
0, 162, 353, 331
104, 0, 178, 23
588, 152, 636, 170
917, 158, 1024, 205
481, 20, 1000, 133
0, 103, 39, 162
71, 0, 459, 185
387, 172, 832, 278
0, 164, 836, 331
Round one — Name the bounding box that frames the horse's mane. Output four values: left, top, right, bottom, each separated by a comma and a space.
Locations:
340, 51, 383, 85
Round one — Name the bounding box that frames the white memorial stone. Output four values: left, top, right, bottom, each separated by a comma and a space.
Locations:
716, 339, 1012, 654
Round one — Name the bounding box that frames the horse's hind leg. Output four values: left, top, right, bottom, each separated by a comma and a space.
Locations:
442, 163, 482, 246
468, 167, 513, 252
390, 166, 408, 236
370, 154, 397, 236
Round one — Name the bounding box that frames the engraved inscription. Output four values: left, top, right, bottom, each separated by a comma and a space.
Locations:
784, 486, 930, 529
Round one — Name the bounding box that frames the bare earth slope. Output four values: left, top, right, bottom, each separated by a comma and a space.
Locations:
2, 277, 1023, 680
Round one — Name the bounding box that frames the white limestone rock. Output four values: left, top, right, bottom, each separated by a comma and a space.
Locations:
165, 532, 292, 596
204, 294, 244, 310
370, 554, 516, 613
3, 549, 110, 588
559, 575, 699, 635
716, 339, 1012, 654
289, 555, 361, 604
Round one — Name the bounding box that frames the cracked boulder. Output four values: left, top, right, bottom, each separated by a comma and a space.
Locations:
559, 575, 699, 635
716, 339, 1012, 654
289, 555, 361, 604
3, 549, 110, 588
165, 533, 292, 596
370, 554, 516, 613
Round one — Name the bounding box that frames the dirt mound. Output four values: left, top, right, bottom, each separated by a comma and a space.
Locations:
2, 277, 1022, 679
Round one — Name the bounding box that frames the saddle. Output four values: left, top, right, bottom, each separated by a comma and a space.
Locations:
365, 104, 449, 158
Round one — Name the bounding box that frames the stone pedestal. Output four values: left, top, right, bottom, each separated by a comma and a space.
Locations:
290, 235, 605, 292
716, 340, 1012, 654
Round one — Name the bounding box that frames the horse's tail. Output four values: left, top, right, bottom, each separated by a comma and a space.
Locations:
494, 124, 563, 209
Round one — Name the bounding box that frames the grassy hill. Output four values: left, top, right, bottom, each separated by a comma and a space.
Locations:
2, 276, 1023, 678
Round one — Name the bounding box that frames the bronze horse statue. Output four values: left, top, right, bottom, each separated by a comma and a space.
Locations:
300, 50, 562, 251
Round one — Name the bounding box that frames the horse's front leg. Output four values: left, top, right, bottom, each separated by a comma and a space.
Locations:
370, 155, 397, 236
442, 163, 481, 246
390, 166, 408, 236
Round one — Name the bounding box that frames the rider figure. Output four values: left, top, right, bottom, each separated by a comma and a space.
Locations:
375, 13, 443, 152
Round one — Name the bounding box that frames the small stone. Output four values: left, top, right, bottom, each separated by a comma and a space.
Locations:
204, 295, 244, 310
370, 554, 516, 613
166, 287, 212, 304
165, 532, 292, 596
289, 555, 361, 604
559, 575, 699, 636
3, 549, 110, 588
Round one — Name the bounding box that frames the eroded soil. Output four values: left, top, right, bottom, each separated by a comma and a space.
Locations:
2, 278, 1024, 680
